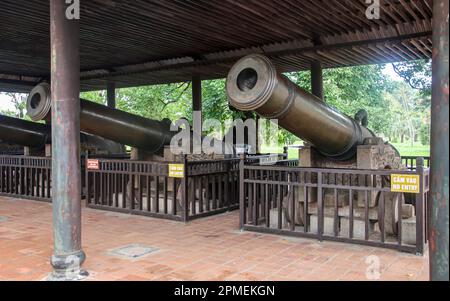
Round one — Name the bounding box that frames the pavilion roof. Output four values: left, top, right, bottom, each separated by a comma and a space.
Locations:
0, 0, 433, 92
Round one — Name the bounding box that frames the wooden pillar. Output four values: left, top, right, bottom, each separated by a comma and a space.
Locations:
311, 61, 324, 101
255, 114, 261, 154
430, 0, 449, 281
107, 82, 116, 109
48, 0, 87, 280
244, 112, 260, 154
192, 76, 202, 113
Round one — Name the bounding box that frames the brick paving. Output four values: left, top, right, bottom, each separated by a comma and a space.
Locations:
0, 196, 429, 281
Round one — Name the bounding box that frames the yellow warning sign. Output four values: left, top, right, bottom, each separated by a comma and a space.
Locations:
391, 174, 421, 194
169, 164, 185, 178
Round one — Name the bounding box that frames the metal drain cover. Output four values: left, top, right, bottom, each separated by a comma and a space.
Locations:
109, 244, 159, 259
0, 216, 8, 222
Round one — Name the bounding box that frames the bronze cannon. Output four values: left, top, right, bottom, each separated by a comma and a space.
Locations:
27, 83, 174, 154
226, 54, 407, 238
0, 114, 124, 155
226, 54, 376, 160
0, 114, 50, 149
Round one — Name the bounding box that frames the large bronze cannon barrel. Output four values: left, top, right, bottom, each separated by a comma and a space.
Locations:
0, 114, 124, 154
26, 83, 174, 154
226, 54, 375, 160
0, 114, 50, 148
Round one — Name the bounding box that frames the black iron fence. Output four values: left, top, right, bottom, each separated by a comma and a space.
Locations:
85, 156, 245, 222
239, 155, 430, 254
1, 152, 430, 244
0, 155, 52, 202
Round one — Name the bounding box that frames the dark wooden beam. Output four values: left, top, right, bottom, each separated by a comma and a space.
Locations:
0, 79, 38, 93
79, 31, 432, 82
0, 78, 38, 87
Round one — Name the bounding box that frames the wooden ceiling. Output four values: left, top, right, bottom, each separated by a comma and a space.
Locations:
0, 0, 433, 93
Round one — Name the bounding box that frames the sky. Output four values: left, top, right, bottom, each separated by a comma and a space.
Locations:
0, 93, 16, 111
0, 64, 405, 112
383, 63, 404, 82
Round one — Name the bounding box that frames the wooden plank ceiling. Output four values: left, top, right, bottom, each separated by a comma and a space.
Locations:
0, 0, 433, 93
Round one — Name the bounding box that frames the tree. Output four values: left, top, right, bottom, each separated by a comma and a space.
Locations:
81, 83, 193, 122
288, 64, 391, 136
80, 90, 106, 105
59, 63, 433, 150
392, 60, 432, 98
383, 81, 428, 146
0, 92, 27, 118
0, 60, 431, 155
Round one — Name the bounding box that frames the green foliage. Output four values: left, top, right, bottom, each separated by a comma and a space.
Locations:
288, 65, 392, 135
2, 62, 431, 158
326, 65, 390, 134
80, 90, 106, 105
203, 80, 243, 121
420, 124, 431, 146
201, 79, 246, 136
82, 80, 245, 137
0, 92, 28, 118
392, 60, 432, 98
82, 83, 193, 122
118, 83, 192, 122
286, 64, 430, 153
382, 81, 430, 148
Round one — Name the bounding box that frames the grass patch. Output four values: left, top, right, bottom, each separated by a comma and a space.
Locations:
391, 143, 430, 157
261, 142, 430, 159
261, 142, 303, 159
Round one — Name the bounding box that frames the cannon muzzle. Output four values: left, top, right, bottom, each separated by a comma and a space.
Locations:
27, 83, 174, 154
226, 54, 375, 160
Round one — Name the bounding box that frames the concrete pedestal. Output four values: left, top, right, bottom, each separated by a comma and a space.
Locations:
401, 217, 417, 245
270, 208, 289, 229
340, 218, 375, 240
310, 215, 336, 236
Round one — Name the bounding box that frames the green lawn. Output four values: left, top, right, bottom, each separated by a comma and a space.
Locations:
261, 142, 430, 159
391, 143, 430, 157
261, 142, 303, 159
